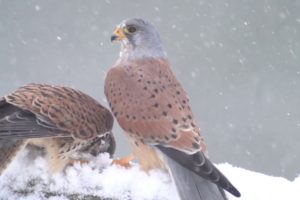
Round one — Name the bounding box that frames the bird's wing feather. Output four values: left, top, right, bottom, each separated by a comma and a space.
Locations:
0, 107, 63, 139
1, 83, 113, 140
105, 58, 206, 154
159, 150, 228, 200
157, 145, 240, 197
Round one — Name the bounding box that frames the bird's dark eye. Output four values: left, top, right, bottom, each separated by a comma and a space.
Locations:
125, 26, 137, 34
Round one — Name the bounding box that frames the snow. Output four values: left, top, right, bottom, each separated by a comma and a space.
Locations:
34, 5, 41, 11
0, 148, 299, 200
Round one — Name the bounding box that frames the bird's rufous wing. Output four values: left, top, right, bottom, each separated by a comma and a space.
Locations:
105, 58, 206, 154
1, 83, 113, 140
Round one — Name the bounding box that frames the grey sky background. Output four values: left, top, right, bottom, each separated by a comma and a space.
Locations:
0, 0, 299, 179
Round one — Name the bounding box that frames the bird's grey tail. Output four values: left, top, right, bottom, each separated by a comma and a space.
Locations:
0, 139, 26, 175
162, 154, 228, 200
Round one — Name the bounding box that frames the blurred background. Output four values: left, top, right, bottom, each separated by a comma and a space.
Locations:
0, 0, 299, 180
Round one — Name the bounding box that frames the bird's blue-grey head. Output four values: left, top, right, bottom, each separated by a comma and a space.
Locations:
111, 18, 166, 61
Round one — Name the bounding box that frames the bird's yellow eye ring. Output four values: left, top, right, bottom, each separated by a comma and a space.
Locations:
124, 26, 137, 34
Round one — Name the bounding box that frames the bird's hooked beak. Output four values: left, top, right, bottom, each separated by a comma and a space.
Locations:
111, 26, 126, 42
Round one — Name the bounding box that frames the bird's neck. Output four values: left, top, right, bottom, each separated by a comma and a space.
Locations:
117, 43, 167, 63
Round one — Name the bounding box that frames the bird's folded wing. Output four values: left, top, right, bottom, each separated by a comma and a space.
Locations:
0, 102, 64, 139
105, 58, 206, 154
158, 149, 228, 200
156, 145, 241, 197
1, 83, 112, 140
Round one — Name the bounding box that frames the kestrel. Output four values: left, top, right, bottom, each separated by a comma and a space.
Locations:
105, 18, 241, 200
0, 83, 115, 174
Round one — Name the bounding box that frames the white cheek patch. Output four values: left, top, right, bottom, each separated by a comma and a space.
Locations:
120, 22, 126, 29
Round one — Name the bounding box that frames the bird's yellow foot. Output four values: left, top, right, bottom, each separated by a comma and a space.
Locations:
112, 154, 134, 168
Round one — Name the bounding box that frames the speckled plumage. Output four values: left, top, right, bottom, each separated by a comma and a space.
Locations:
105, 18, 240, 199
0, 83, 115, 174
105, 58, 206, 155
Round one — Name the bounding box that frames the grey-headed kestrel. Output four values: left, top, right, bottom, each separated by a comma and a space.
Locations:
0, 83, 115, 174
105, 18, 241, 200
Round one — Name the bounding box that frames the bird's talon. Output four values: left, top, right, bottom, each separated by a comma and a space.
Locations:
112, 154, 134, 168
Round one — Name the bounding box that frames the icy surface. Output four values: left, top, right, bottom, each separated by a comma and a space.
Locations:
0, 149, 299, 200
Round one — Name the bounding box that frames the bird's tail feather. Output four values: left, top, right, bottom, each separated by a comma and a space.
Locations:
0, 139, 26, 175
162, 153, 227, 200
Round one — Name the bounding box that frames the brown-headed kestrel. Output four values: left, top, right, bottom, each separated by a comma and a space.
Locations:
0, 83, 115, 174
105, 18, 241, 200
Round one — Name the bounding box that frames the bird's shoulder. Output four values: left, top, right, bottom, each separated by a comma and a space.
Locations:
5, 83, 86, 112
105, 58, 174, 90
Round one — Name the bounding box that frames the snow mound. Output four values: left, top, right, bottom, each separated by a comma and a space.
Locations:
0, 148, 299, 200
219, 163, 300, 200
0, 148, 177, 200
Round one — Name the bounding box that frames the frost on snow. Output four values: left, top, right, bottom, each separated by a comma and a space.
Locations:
0, 147, 299, 200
